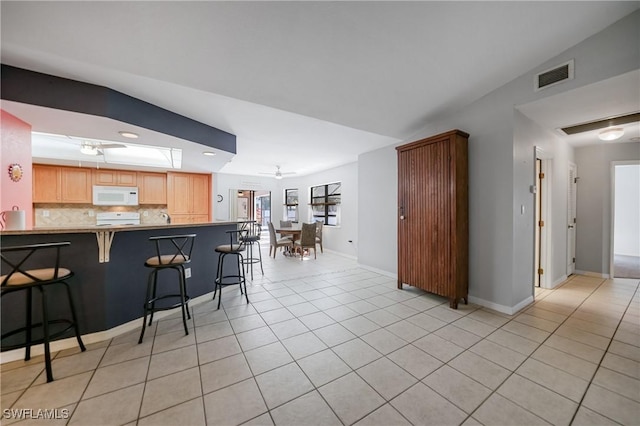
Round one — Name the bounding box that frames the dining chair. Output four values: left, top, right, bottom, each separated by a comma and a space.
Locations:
293, 222, 318, 260
278, 220, 293, 240
315, 221, 324, 253
268, 222, 293, 258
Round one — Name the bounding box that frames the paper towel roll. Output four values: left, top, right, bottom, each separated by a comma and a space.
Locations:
3, 210, 26, 230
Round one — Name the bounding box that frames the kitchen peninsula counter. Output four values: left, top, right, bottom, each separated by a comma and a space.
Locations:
0, 220, 242, 235
1, 221, 248, 340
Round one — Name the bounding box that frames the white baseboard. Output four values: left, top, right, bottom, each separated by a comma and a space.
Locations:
323, 248, 357, 260
574, 270, 610, 279
0, 292, 215, 364
468, 295, 534, 315
549, 274, 568, 289
357, 263, 397, 279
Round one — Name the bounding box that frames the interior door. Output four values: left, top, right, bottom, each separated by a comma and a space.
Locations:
535, 159, 542, 287
567, 163, 577, 275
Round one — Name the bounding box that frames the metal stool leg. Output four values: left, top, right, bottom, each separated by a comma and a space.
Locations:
178, 266, 189, 336
139, 270, 155, 344
25, 287, 33, 361
39, 286, 53, 383
62, 281, 86, 352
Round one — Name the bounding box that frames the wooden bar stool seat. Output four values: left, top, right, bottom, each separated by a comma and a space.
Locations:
1, 242, 86, 383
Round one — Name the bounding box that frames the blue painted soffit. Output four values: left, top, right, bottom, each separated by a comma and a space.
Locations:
1, 64, 236, 154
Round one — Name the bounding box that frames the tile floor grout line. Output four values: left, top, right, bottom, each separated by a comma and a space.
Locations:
4, 255, 638, 426
566, 279, 640, 426
461, 275, 614, 425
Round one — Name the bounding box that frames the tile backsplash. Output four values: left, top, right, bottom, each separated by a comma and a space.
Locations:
34, 204, 169, 227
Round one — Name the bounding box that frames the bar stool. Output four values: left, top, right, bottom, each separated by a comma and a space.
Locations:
213, 229, 248, 309
1, 242, 86, 383
241, 222, 264, 280
138, 234, 196, 344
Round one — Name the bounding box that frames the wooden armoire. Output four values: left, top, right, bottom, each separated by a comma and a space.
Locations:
396, 129, 469, 309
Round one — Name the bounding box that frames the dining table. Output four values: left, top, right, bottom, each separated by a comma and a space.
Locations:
274, 224, 302, 256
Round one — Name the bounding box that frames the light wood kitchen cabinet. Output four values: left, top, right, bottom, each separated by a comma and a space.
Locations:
33, 164, 61, 202
137, 172, 167, 204
92, 169, 137, 186
167, 172, 211, 223
61, 167, 92, 203
33, 165, 92, 203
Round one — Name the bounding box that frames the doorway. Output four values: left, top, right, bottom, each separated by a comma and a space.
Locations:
612, 162, 640, 278
534, 147, 551, 289
567, 162, 577, 276
229, 189, 271, 227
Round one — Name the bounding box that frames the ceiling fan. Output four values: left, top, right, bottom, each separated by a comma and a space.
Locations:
80, 140, 127, 156
259, 165, 296, 180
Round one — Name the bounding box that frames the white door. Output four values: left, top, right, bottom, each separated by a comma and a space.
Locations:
567, 163, 577, 275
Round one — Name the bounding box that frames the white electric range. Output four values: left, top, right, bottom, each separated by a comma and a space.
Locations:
95, 212, 141, 226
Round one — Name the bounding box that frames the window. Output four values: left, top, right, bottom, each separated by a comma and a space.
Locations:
284, 188, 299, 222
310, 182, 341, 226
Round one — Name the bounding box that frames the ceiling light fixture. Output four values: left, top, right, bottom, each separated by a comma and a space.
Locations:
202, 151, 216, 156
598, 127, 625, 141
118, 131, 139, 139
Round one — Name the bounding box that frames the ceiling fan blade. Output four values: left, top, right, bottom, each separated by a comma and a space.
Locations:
99, 143, 127, 149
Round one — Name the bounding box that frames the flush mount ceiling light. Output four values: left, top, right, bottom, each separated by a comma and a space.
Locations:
598, 127, 625, 141
202, 151, 216, 156
118, 131, 139, 139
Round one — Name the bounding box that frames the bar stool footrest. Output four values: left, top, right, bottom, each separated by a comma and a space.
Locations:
215, 276, 246, 286
144, 294, 190, 312
1, 319, 76, 351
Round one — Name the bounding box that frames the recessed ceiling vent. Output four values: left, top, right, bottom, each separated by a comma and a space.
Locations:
535, 59, 574, 91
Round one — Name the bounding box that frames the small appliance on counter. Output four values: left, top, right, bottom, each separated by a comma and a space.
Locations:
0, 206, 26, 230
96, 212, 141, 226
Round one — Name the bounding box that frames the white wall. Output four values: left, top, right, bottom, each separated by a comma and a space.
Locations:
513, 111, 575, 289
614, 164, 640, 257
278, 162, 359, 258
358, 10, 640, 313
575, 143, 640, 274
358, 145, 398, 275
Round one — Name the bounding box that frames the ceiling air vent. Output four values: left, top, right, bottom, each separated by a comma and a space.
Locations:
535, 59, 574, 91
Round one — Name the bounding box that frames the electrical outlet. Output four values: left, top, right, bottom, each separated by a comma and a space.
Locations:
42, 210, 49, 217
88, 210, 95, 217
143, 211, 149, 217
185, 268, 191, 278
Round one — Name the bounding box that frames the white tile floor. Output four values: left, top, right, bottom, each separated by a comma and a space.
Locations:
1, 244, 639, 425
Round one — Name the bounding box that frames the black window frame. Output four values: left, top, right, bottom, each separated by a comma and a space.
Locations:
284, 188, 299, 223
310, 182, 341, 226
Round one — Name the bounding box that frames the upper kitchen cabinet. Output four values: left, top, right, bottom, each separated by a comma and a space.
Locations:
33, 164, 61, 202
137, 172, 167, 205
167, 172, 211, 223
92, 169, 137, 187
33, 164, 92, 203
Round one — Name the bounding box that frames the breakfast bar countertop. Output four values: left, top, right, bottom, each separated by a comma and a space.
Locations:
0, 220, 243, 235
1, 221, 247, 339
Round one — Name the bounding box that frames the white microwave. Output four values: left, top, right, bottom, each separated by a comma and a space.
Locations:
93, 186, 139, 206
